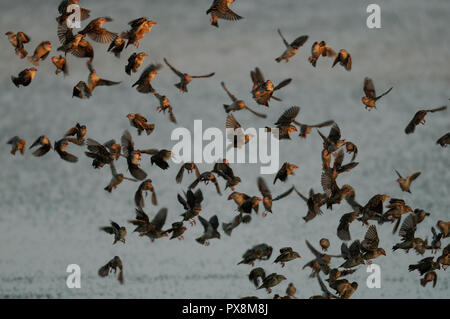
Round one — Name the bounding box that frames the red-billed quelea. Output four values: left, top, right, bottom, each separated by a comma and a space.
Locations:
257, 177, 294, 216
273, 162, 298, 185
164, 58, 215, 93
196, 215, 221, 246
361, 77, 393, 110
394, 169, 421, 193
124, 17, 157, 48
104, 161, 137, 193
121, 130, 147, 180
294, 187, 326, 222
405, 106, 447, 134
125, 52, 148, 75
274, 247, 301, 268
99, 221, 127, 244
11, 68, 37, 87
132, 63, 162, 93
250, 67, 291, 106
28, 41, 51, 66
275, 29, 308, 63
54, 138, 78, 162
257, 273, 286, 294
308, 41, 336, 67
5, 31, 30, 58
179, 189, 203, 226
221, 81, 266, 118
126, 113, 155, 136
206, 0, 243, 28
332, 49, 352, 71
7, 136, 26, 156
79, 17, 117, 43
98, 256, 123, 284
29, 135, 52, 157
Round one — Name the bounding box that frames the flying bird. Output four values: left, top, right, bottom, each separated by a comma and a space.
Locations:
275, 29, 308, 63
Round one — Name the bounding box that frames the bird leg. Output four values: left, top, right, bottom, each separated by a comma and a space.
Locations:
281, 262, 285, 268
262, 211, 268, 217
266, 288, 272, 294
190, 219, 196, 226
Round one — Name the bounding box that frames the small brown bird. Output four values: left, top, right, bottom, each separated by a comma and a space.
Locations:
420, 271, 437, 288
176, 162, 200, 184
151, 90, 177, 124
257, 273, 286, 294
72, 81, 91, 99
121, 130, 147, 180
332, 49, 352, 71
318, 123, 346, 154
320, 239, 330, 252
84, 138, 116, 168
361, 225, 386, 263
196, 215, 221, 246
138, 149, 173, 170
295, 188, 327, 222
226, 114, 255, 150
275, 30, 308, 63
28, 41, 51, 66
7, 136, 26, 155
65, 123, 86, 145
238, 244, 273, 266
11, 68, 37, 87
274, 247, 301, 268
57, 24, 93, 62
250, 67, 291, 106
125, 52, 148, 75
286, 283, 297, 298
337, 212, 360, 241
104, 161, 137, 192
222, 213, 251, 236
87, 61, 121, 94
344, 141, 358, 162
5, 31, 30, 58
267, 106, 301, 140
436, 132, 450, 147
164, 58, 215, 93
304, 240, 342, 277
330, 279, 358, 299
126, 113, 155, 136
257, 177, 294, 216
56, 0, 90, 25
132, 63, 162, 93
409, 257, 440, 275
129, 207, 169, 242
393, 214, 427, 255
248, 267, 266, 288
167, 222, 187, 240
308, 41, 336, 67
107, 33, 126, 58
321, 173, 354, 210
189, 172, 222, 195
79, 17, 117, 43
51, 55, 69, 76
124, 17, 157, 48
273, 162, 298, 184
361, 77, 393, 110
221, 82, 266, 118
298, 120, 334, 139
98, 256, 123, 284
54, 138, 78, 162
382, 198, 413, 234
429, 227, 442, 253
310, 274, 339, 299
340, 240, 365, 268
213, 160, 241, 190
206, 0, 243, 28
179, 189, 204, 225
99, 221, 127, 244
135, 179, 157, 208
436, 220, 449, 238
29, 135, 52, 157
394, 169, 421, 193
405, 106, 447, 134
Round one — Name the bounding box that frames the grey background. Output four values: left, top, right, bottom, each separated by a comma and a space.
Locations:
0, 0, 449, 298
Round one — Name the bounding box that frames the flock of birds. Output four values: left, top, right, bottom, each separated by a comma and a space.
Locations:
4, 0, 450, 299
